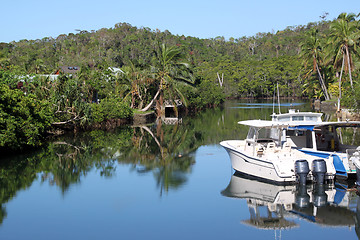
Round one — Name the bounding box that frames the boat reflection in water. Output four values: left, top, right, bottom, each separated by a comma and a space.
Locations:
221, 173, 358, 232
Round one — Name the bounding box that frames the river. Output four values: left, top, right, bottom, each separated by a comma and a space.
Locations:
0, 100, 359, 240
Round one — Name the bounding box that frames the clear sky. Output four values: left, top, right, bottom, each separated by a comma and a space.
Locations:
1, 0, 359, 43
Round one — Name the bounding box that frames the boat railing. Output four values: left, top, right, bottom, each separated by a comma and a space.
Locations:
346, 149, 358, 172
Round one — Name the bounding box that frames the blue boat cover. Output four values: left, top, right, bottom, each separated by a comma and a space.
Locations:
288, 125, 315, 131
332, 155, 348, 177
333, 188, 346, 205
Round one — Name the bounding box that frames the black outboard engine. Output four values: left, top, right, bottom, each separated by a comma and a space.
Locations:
295, 184, 310, 208
313, 184, 327, 207
312, 159, 327, 184
295, 160, 310, 185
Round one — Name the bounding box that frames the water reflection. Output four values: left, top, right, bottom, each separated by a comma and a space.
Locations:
231, 102, 305, 109
222, 173, 358, 232
0, 123, 199, 225
0, 100, 321, 230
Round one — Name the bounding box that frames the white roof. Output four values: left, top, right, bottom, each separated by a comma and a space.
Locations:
238, 119, 360, 129
108, 67, 124, 74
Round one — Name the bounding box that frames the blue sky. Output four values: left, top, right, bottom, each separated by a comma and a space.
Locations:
1, 0, 360, 43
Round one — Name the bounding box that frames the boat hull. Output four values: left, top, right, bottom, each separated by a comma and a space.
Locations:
220, 140, 296, 185
298, 148, 356, 179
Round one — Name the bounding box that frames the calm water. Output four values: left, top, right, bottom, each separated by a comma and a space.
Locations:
1, 100, 360, 240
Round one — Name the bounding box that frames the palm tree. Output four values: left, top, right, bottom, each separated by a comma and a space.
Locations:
33, 59, 47, 74
300, 28, 330, 100
140, 43, 193, 113
327, 12, 360, 110
119, 63, 153, 109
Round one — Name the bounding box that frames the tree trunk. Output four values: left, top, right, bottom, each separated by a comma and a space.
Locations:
140, 88, 161, 112
345, 46, 353, 88
337, 57, 345, 112
314, 59, 330, 100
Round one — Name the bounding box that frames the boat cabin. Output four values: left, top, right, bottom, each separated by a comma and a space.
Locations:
241, 110, 360, 155
286, 123, 360, 153
271, 109, 322, 123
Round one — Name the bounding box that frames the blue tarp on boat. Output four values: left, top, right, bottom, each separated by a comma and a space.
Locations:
288, 125, 315, 131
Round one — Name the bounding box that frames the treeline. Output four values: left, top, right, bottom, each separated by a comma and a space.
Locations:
1, 13, 360, 151
1, 16, 357, 100
299, 13, 360, 110
0, 19, 332, 99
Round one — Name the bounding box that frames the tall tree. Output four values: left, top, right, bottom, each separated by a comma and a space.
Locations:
300, 28, 330, 100
141, 43, 193, 112
327, 12, 359, 110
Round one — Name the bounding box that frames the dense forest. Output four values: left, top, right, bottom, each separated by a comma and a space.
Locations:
0, 12, 360, 151
0, 19, 335, 99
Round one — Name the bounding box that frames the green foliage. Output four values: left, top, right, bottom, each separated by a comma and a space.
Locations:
0, 13, 359, 154
0, 20, 331, 101
342, 80, 360, 110
180, 78, 225, 109
90, 97, 133, 123
0, 69, 19, 88
0, 84, 52, 150
51, 74, 92, 126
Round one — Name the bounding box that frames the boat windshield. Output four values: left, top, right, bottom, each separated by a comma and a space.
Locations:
257, 128, 280, 141
247, 127, 280, 142
247, 127, 256, 140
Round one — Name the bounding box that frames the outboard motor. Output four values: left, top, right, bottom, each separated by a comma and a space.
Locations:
312, 159, 327, 184
313, 184, 327, 207
295, 184, 310, 208
295, 160, 310, 185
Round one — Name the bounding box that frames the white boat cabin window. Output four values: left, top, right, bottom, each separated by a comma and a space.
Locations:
292, 116, 304, 121
278, 116, 290, 122
275, 115, 319, 122
305, 116, 318, 121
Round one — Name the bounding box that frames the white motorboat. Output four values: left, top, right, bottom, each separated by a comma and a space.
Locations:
220, 109, 340, 184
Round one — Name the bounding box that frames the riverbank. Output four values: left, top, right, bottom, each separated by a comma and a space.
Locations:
312, 99, 360, 121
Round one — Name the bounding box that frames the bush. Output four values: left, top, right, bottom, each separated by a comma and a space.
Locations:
180, 78, 225, 110
0, 84, 53, 150
91, 97, 133, 123
342, 82, 360, 111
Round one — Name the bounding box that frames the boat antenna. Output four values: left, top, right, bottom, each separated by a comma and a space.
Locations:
277, 82, 281, 114
273, 84, 276, 115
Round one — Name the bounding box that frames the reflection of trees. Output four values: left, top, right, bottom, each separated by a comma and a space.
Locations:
0, 128, 134, 225
0, 205, 6, 224
120, 121, 198, 195
0, 154, 40, 224
0, 100, 315, 224
39, 141, 91, 194
154, 154, 194, 197
0, 121, 201, 224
